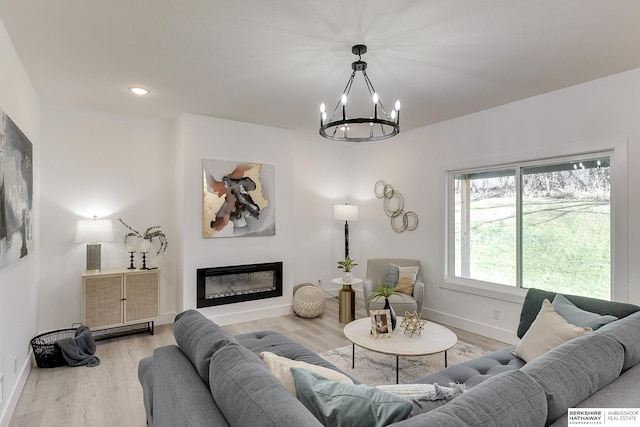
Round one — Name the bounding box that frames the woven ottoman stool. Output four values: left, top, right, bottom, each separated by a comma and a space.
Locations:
292, 283, 325, 318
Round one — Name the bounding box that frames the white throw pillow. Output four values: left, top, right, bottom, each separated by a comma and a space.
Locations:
260, 351, 353, 395
513, 299, 592, 362
396, 266, 419, 295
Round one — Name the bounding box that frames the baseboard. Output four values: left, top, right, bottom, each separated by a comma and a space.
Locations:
425, 308, 518, 345
206, 304, 294, 326
0, 354, 31, 427
158, 312, 175, 325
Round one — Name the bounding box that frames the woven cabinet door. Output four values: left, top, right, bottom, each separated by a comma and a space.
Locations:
83, 274, 124, 329
124, 271, 160, 324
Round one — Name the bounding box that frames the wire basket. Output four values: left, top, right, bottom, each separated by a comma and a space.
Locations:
30, 324, 81, 368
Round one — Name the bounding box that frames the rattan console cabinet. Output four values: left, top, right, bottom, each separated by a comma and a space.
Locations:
81, 269, 160, 337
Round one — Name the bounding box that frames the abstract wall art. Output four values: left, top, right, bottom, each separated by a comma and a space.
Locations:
0, 107, 34, 269
202, 159, 275, 238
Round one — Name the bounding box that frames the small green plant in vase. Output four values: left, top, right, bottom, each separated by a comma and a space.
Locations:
337, 256, 358, 282
369, 282, 401, 330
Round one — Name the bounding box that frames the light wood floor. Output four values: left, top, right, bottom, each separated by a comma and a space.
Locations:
9, 298, 507, 427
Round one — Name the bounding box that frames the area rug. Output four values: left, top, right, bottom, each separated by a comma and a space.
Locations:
319, 341, 490, 386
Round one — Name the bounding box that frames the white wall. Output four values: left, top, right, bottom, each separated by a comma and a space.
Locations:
0, 19, 40, 427
39, 104, 177, 328
348, 68, 640, 343
175, 114, 297, 324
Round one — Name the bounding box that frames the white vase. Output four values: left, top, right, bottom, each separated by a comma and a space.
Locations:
343, 272, 353, 283
139, 239, 152, 253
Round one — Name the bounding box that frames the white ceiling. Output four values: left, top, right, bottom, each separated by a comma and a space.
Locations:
1, 0, 640, 133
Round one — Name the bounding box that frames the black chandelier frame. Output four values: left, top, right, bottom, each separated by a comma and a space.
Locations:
319, 44, 400, 143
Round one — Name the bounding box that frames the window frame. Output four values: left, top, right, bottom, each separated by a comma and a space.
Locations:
445, 146, 626, 302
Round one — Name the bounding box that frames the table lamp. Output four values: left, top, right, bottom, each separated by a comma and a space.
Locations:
76, 216, 113, 272
334, 204, 359, 259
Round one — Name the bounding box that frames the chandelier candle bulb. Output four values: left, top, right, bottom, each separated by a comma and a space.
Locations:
373, 93, 379, 119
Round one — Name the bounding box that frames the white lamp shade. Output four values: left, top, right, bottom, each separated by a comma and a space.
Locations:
76, 218, 114, 243
334, 204, 359, 221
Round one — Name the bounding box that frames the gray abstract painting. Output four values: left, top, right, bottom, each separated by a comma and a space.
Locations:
0, 107, 34, 269
202, 159, 275, 238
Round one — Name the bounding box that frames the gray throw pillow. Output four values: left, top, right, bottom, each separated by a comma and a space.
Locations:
385, 263, 400, 287
552, 294, 618, 330
291, 367, 412, 427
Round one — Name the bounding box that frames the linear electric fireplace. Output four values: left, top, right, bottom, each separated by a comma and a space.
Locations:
197, 262, 283, 308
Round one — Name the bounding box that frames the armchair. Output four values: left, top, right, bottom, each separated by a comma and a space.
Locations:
362, 258, 424, 317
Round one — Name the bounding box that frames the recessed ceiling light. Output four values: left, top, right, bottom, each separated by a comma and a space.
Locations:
129, 87, 149, 95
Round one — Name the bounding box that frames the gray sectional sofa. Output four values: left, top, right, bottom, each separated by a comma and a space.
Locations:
139, 289, 640, 426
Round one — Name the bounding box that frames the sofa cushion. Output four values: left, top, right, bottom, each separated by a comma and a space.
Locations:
552, 294, 618, 329
411, 346, 524, 388
137, 356, 154, 425
152, 345, 229, 427
291, 367, 412, 427
173, 309, 238, 387
236, 330, 359, 383
595, 311, 640, 371
513, 299, 592, 362
550, 363, 640, 426
517, 288, 640, 338
209, 342, 322, 427
521, 333, 624, 424
260, 351, 353, 395
388, 370, 548, 427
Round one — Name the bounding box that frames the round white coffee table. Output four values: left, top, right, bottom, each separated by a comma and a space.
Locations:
343, 317, 457, 383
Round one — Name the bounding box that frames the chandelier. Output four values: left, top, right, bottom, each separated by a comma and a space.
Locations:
319, 44, 400, 143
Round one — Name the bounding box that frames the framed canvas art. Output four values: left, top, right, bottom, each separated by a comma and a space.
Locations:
0, 107, 34, 269
202, 159, 275, 238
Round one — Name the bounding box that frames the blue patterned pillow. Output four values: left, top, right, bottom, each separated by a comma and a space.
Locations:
384, 263, 400, 287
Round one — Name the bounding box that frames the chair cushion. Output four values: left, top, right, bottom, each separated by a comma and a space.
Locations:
369, 293, 417, 316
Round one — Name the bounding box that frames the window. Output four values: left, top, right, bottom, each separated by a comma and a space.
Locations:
449, 153, 611, 299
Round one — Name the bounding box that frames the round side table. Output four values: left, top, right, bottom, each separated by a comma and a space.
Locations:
332, 277, 363, 324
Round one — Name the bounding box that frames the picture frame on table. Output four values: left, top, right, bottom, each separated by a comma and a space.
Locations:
371, 309, 393, 339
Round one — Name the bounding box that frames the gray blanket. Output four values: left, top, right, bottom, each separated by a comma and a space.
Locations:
55, 325, 100, 367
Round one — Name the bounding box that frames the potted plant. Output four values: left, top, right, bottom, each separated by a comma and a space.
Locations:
119, 218, 169, 256
337, 256, 358, 283
369, 282, 400, 330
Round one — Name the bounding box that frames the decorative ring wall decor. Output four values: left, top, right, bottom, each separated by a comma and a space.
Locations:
374, 180, 418, 232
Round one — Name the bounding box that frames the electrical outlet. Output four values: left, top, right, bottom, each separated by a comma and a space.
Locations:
492, 309, 501, 321
13, 357, 17, 373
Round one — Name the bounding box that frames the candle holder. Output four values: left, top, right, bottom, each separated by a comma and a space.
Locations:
140, 252, 149, 270
127, 251, 136, 269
